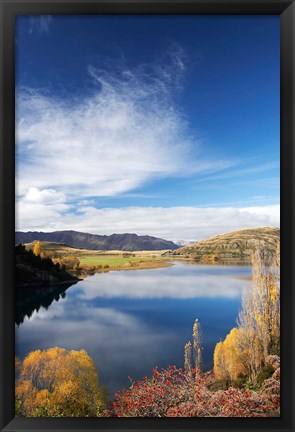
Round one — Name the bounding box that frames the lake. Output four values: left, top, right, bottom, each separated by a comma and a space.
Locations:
15, 261, 251, 397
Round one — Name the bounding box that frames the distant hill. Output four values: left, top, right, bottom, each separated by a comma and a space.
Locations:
15, 230, 179, 252
167, 227, 280, 260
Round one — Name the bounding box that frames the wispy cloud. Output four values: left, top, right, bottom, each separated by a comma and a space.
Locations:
16, 203, 280, 242
193, 161, 279, 184
15, 47, 279, 240
29, 16, 53, 34
16, 52, 234, 202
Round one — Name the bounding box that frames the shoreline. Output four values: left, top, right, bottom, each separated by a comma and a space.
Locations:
16, 279, 81, 289
78, 259, 173, 277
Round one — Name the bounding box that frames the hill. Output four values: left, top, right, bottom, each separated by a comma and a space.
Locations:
15, 230, 179, 252
167, 226, 280, 261
15, 244, 79, 288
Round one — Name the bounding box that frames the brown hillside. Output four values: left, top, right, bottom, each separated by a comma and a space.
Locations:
170, 226, 280, 260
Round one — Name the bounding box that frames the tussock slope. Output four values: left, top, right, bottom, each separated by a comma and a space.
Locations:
173, 227, 280, 260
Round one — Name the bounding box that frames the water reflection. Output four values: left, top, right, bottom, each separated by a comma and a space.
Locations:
15, 262, 251, 396
15, 282, 77, 325
75, 263, 250, 300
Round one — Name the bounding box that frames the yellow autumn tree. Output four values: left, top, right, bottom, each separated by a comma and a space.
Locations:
213, 328, 247, 383
238, 248, 280, 382
248, 249, 280, 356
214, 246, 280, 385
33, 241, 41, 256
213, 341, 228, 382
15, 347, 106, 417
235, 327, 264, 384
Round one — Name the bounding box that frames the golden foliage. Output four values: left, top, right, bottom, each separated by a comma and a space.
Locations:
213, 341, 228, 382
214, 247, 280, 385
33, 241, 41, 256
15, 347, 106, 417
213, 328, 247, 382
238, 249, 280, 382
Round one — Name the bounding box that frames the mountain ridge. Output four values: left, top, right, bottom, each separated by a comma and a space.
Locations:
15, 230, 179, 252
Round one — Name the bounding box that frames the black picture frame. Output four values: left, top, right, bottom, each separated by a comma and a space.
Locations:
0, 0, 294, 431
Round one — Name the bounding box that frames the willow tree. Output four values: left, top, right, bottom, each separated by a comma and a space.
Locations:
214, 327, 252, 383
15, 347, 106, 417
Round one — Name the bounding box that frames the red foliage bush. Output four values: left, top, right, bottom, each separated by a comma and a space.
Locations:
109, 366, 279, 417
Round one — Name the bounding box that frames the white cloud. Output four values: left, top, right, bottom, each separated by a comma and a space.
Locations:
17, 303, 179, 393
16, 204, 280, 242
15, 50, 279, 241
16, 56, 233, 201
23, 187, 66, 204
17, 199, 70, 232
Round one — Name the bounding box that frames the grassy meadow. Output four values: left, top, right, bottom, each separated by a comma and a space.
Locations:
23, 241, 172, 272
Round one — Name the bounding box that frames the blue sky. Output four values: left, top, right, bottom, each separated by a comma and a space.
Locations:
15, 15, 280, 241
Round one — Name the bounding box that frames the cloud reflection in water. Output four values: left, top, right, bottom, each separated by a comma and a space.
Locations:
16, 263, 251, 395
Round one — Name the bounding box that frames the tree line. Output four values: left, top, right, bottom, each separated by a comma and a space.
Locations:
213, 246, 280, 386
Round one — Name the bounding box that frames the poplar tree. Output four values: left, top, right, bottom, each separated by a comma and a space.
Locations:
213, 246, 280, 385
33, 241, 41, 256
184, 341, 192, 372
193, 319, 202, 372
184, 319, 203, 374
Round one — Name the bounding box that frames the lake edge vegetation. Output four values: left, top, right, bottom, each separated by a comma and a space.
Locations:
107, 246, 280, 417
20, 241, 173, 277
15, 245, 280, 417
15, 243, 79, 288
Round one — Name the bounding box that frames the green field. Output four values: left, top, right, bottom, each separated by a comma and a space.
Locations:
23, 242, 171, 271
78, 255, 161, 267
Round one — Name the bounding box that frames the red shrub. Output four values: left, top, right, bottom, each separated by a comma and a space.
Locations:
109, 366, 279, 417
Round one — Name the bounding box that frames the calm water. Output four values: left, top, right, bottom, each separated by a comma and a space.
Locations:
15, 262, 251, 396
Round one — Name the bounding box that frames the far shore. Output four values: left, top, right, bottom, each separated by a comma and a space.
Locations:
22, 241, 253, 281
81, 259, 174, 275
